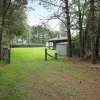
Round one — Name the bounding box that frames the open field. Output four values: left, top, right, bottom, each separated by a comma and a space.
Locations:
0, 47, 100, 100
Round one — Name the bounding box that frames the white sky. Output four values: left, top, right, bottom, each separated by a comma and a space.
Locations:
26, 1, 60, 31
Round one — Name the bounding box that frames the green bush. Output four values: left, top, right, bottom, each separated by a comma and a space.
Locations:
72, 35, 80, 49
11, 43, 45, 48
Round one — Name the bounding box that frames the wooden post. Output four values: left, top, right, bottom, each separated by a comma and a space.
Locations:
45, 48, 47, 61
55, 53, 57, 60
8, 48, 10, 64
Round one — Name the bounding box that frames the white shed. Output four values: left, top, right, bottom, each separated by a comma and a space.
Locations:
56, 42, 68, 56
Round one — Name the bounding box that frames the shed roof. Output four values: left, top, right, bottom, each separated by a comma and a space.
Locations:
56, 42, 68, 45
47, 37, 67, 42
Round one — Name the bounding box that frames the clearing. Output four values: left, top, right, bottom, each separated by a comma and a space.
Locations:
0, 47, 100, 100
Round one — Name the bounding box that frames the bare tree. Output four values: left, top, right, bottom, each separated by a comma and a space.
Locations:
38, 0, 72, 57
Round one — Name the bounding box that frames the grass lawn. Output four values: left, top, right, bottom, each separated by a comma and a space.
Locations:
0, 47, 100, 100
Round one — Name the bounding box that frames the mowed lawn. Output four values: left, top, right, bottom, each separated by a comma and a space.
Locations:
0, 47, 100, 100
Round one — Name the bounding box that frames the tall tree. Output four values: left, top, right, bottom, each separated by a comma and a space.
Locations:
0, 0, 27, 59
95, 1, 100, 57
6, 7, 28, 44
89, 0, 96, 64
78, 0, 84, 60
65, 0, 72, 57
0, 0, 11, 59
38, 0, 72, 57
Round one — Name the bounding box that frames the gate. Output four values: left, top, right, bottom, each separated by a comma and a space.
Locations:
45, 48, 57, 61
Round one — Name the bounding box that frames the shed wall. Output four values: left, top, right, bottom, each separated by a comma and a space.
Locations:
56, 44, 67, 56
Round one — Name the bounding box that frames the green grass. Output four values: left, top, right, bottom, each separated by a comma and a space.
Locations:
0, 47, 99, 100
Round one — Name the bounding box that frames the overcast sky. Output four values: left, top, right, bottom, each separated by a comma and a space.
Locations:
26, 1, 60, 31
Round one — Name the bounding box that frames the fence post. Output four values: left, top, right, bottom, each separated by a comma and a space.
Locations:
8, 48, 11, 64
55, 53, 57, 60
45, 48, 47, 61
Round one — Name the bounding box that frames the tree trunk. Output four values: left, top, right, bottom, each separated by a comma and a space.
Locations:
96, 36, 100, 57
0, 0, 6, 60
78, 0, 84, 60
83, 20, 89, 58
42, 34, 44, 44
0, 0, 11, 60
96, 12, 100, 57
0, 19, 5, 59
65, 0, 72, 57
89, 0, 96, 64
0, 36, 2, 60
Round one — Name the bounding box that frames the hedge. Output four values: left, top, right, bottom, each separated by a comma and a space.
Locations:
11, 44, 45, 48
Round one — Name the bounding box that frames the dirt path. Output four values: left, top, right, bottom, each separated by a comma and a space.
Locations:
24, 62, 100, 100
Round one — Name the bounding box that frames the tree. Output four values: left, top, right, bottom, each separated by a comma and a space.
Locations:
95, 0, 100, 57
89, 0, 96, 64
0, 0, 28, 59
0, 0, 11, 59
39, 0, 73, 57
77, 0, 84, 60
65, 0, 72, 57
5, 7, 27, 41
72, 0, 88, 60
31, 25, 56, 44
